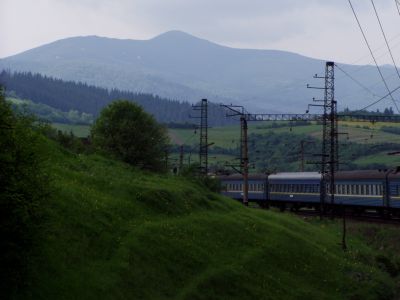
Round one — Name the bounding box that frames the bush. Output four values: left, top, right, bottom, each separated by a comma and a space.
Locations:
91, 100, 169, 171
0, 87, 50, 297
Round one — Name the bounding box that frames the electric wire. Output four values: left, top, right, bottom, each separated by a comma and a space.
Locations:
335, 63, 380, 98
348, 0, 400, 113
371, 0, 400, 81
359, 84, 400, 111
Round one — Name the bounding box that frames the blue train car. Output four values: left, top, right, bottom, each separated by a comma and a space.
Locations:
332, 170, 385, 208
388, 172, 400, 209
268, 172, 321, 208
219, 169, 400, 213
220, 174, 267, 202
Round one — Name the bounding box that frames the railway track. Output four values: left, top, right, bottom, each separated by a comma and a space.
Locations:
292, 209, 400, 225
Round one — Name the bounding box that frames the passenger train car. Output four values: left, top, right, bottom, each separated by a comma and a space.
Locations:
219, 170, 400, 213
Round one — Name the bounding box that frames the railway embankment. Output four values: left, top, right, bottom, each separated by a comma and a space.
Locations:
20, 139, 400, 299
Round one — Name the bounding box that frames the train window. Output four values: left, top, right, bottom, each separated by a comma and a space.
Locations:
366, 185, 370, 194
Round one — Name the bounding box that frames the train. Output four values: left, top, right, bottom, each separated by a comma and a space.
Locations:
219, 169, 400, 214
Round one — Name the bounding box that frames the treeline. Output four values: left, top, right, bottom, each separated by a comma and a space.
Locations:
340, 107, 396, 115
0, 71, 235, 126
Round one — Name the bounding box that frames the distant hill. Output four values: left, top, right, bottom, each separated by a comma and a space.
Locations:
0, 71, 234, 126
1, 30, 399, 112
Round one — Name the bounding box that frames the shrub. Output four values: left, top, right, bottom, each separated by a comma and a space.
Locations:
0, 87, 50, 297
91, 100, 169, 171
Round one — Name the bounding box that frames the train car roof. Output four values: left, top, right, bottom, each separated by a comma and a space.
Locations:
218, 174, 267, 180
334, 170, 387, 180
268, 172, 321, 180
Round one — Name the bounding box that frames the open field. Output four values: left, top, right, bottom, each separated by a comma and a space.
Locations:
170, 122, 400, 147
353, 151, 400, 167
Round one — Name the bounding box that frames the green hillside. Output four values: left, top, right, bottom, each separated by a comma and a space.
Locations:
20, 137, 397, 299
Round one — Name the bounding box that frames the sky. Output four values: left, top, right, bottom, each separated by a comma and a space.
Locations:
1, 0, 400, 65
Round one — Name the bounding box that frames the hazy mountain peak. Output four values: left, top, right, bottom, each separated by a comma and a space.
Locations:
0, 31, 392, 112
149, 30, 218, 48
151, 30, 200, 41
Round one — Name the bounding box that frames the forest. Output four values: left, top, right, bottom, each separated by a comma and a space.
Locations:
0, 70, 234, 126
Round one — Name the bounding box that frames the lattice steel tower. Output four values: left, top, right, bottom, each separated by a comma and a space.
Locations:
321, 61, 338, 208
199, 99, 208, 175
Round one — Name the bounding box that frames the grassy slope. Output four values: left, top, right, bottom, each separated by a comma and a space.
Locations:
353, 151, 400, 166
25, 139, 398, 300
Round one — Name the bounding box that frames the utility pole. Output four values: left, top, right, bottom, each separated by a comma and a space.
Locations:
179, 145, 184, 172
221, 104, 249, 206
241, 116, 249, 206
299, 140, 314, 172
307, 61, 338, 217
191, 99, 208, 175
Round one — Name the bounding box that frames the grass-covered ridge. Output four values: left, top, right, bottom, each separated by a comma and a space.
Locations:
27, 139, 397, 299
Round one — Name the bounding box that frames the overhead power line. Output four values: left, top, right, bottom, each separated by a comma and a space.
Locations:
360, 84, 400, 111
335, 63, 380, 98
348, 0, 400, 113
371, 0, 400, 81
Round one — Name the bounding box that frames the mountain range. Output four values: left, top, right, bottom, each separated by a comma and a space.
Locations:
1, 30, 399, 113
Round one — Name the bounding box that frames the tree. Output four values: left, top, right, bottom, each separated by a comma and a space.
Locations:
91, 100, 169, 171
0, 86, 49, 296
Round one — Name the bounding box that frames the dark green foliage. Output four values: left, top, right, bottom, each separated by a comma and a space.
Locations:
0, 87, 49, 297
0, 71, 235, 126
375, 254, 400, 277
91, 100, 169, 171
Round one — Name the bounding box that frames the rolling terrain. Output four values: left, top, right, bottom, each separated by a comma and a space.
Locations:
1, 31, 400, 112
21, 135, 398, 299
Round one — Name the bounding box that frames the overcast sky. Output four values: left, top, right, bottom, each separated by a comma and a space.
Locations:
1, 0, 400, 65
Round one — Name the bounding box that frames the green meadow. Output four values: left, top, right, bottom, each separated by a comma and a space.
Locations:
20, 137, 398, 299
